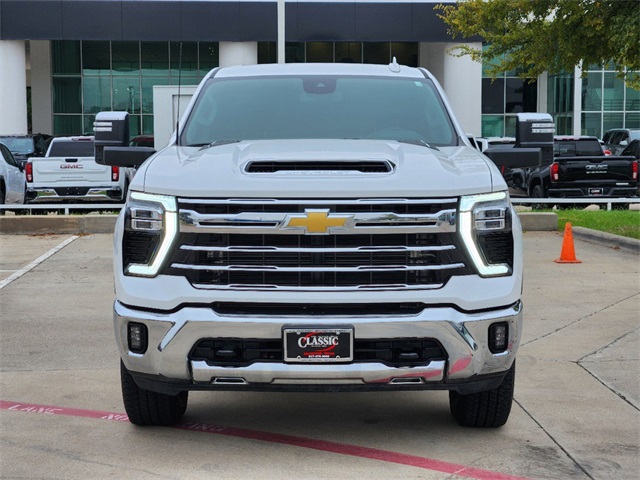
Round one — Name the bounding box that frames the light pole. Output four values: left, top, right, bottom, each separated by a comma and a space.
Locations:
277, 0, 285, 63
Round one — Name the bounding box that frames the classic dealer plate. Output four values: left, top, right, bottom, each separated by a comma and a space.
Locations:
284, 327, 353, 363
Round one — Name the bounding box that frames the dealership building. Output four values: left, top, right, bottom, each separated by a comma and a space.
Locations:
1, 0, 638, 142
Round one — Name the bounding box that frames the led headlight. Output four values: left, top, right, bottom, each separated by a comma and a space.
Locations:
459, 191, 513, 277
123, 191, 178, 277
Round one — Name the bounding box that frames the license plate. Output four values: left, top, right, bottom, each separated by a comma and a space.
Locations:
284, 327, 353, 363
588, 188, 603, 196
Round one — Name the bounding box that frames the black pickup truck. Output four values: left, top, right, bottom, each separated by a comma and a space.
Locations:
510, 136, 638, 201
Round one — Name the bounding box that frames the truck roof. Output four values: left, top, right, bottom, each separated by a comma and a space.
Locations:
211, 62, 427, 80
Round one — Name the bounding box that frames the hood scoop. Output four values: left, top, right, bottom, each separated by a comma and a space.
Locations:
245, 160, 395, 174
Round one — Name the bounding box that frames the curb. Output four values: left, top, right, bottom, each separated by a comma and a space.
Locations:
571, 226, 640, 254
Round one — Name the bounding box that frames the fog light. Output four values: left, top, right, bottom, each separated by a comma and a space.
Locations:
489, 322, 508, 353
128, 322, 148, 354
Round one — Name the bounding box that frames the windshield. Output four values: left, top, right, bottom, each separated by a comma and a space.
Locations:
181, 75, 457, 147
0, 137, 35, 154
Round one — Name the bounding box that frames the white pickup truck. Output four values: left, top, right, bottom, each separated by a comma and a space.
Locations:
96, 62, 545, 428
25, 136, 129, 204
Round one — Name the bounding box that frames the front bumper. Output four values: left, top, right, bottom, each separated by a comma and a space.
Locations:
115, 300, 523, 395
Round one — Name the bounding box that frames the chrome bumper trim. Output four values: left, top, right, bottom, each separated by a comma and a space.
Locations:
27, 188, 121, 202
191, 359, 446, 385
114, 300, 523, 387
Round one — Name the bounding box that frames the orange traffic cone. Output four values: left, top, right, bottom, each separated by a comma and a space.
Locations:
555, 222, 582, 263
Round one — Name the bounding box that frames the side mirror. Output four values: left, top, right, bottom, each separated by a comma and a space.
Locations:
103, 146, 156, 168
94, 111, 130, 165
515, 113, 555, 165
484, 147, 542, 168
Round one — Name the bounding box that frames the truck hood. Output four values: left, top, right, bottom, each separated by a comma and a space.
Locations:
134, 139, 503, 198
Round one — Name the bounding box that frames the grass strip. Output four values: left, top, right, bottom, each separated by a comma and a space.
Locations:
550, 209, 640, 240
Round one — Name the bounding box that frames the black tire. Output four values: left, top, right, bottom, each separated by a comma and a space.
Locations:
530, 184, 545, 210
120, 361, 188, 426
0, 183, 5, 216
449, 361, 515, 428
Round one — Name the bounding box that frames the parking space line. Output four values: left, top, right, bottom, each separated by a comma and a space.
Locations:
0, 236, 78, 290
1, 400, 530, 480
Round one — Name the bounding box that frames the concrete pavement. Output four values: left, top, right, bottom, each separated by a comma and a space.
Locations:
0, 231, 638, 479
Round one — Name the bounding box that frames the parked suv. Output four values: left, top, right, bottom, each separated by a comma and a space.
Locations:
603, 128, 640, 156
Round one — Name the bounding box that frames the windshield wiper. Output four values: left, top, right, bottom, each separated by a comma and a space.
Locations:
396, 139, 439, 150
184, 140, 241, 148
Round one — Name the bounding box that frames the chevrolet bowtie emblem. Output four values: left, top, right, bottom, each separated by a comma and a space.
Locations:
284, 210, 351, 234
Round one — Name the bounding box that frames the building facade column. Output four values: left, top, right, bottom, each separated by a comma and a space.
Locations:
219, 42, 258, 67
29, 41, 53, 135
0, 40, 28, 134
419, 42, 482, 136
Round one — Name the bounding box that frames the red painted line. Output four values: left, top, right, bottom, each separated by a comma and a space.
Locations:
2, 400, 529, 480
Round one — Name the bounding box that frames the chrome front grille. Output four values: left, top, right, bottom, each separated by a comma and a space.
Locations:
163, 198, 471, 290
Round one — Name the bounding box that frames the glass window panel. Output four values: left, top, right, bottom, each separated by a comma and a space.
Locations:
625, 112, 639, 129
113, 77, 140, 114
547, 75, 555, 113
306, 42, 333, 63
142, 115, 155, 135
170, 76, 198, 86
482, 115, 504, 137
482, 44, 503, 77
625, 78, 640, 110
603, 112, 623, 133
52, 41, 81, 75
82, 41, 111, 76
53, 77, 82, 113
335, 43, 361, 64
522, 80, 538, 112
142, 77, 170, 114
129, 115, 141, 138
285, 42, 305, 63
141, 42, 169, 76
198, 42, 219, 77
582, 72, 602, 111
556, 75, 574, 113
83, 76, 111, 114
258, 42, 277, 64
170, 42, 198, 76
363, 43, 390, 65
83, 115, 96, 136
53, 115, 82, 136
391, 43, 418, 67
482, 78, 505, 114
505, 116, 517, 137
553, 114, 573, 136
112, 41, 140, 76
505, 78, 524, 113
581, 112, 602, 137
602, 73, 624, 111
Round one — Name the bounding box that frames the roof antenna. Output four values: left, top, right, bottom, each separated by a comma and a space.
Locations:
389, 56, 400, 73
176, 42, 183, 146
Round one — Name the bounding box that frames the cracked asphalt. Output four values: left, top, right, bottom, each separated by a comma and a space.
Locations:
0, 231, 638, 479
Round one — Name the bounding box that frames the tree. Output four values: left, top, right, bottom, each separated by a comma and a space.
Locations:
436, 0, 640, 89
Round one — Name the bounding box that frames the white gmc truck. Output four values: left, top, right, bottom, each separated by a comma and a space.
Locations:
96, 62, 538, 428
25, 136, 129, 204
